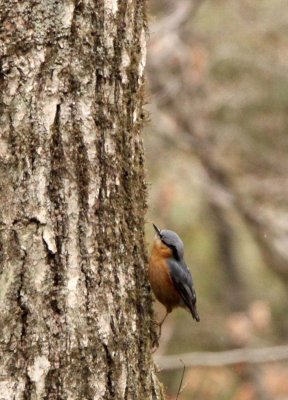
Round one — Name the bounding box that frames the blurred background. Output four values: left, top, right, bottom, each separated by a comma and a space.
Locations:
144, 0, 288, 399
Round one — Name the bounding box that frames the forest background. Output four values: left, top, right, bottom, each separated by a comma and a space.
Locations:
145, 0, 288, 399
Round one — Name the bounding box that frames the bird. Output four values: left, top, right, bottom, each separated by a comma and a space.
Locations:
149, 224, 200, 329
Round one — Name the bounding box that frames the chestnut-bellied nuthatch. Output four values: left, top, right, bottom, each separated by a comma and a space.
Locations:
149, 224, 200, 326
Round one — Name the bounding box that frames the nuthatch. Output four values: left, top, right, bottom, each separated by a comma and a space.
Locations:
149, 224, 200, 326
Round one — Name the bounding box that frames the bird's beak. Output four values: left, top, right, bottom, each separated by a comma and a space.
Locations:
153, 224, 161, 237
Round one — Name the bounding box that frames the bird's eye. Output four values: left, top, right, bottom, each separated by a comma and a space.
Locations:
163, 242, 180, 260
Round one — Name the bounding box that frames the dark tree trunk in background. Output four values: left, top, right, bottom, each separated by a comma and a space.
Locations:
0, 1, 163, 398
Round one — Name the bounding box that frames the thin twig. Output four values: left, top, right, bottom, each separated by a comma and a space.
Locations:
176, 359, 186, 400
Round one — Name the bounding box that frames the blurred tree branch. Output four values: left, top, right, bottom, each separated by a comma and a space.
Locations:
156, 345, 288, 370
151, 0, 205, 37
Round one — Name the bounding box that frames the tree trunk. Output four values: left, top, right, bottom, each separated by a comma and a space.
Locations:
0, 1, 163, 398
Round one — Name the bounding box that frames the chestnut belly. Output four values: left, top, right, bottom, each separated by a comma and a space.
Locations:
149, 257, 182, 313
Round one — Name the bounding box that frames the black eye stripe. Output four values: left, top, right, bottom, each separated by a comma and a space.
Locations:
161, 238, 170, 247
161, 238, 171, 247
161, 240, 180, 259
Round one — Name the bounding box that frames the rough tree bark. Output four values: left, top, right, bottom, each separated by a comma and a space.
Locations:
0, 1, 163, 399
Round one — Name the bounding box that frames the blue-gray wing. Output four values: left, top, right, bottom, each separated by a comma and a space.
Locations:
168, 259, 200, 322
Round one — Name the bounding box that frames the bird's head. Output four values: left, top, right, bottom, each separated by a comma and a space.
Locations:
153, 224, 184, 260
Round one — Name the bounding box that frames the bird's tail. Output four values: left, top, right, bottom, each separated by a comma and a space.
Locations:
189, 303, 200, 322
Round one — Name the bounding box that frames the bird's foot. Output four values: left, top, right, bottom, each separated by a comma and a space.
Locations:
150, 312, 169, 352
